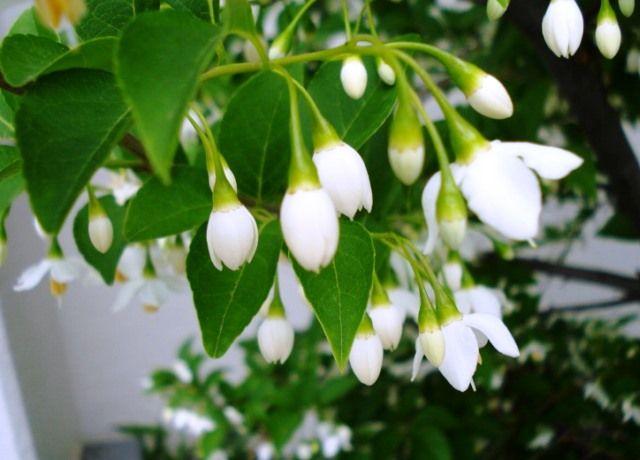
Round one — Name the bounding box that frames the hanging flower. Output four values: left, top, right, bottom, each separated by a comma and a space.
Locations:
349, 314, 384, 385
257, 290, 295, 364
206, 204, 258, 271
542, 0, 584, 59
340, 55, 368, 99
423, 141, 583, 253
108, 170, 141, 206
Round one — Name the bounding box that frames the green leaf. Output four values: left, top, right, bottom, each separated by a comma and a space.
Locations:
0, 146, 24, 215
7, 7, 58, 40
73, 195, 127, 284
165, 0, 217, 22
294, 221, 375, 368
307, 57, 397, 149
0, 93, 14, 142
15, 70, 130, 234
0, 35, 116, 86
75, 0, 134, 40
222, 0, 256, 35
134, 0, 160, 11
123, 166, 211, 241
116, 11, 221, 182
186, 220, 282, 358
218, 71, 290, 200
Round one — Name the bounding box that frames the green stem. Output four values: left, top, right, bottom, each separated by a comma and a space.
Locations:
364, 0, 377, 36
287, 77, 339, 149
341, 0, 352, 41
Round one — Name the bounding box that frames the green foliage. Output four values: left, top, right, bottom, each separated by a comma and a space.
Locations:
0, 146, 24, 216
0, 35, 116, 86
116, 10, 221, 182
123, 166, 210, 241
75, 0, 134, 40
186, 220, 282, 358
165, 0, 217, 22
15, 70, 130, 234
294, 221, 375, 368
222, 0, 256, 36
218, 71, 291, 201
73, 195, 127, 284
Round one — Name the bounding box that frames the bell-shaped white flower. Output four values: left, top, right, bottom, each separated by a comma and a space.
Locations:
455, 285, 503, 347
467, 74, 513, 119
281, 187, 339, 272
542, 0, 584, 58
206, 204, 258, 271
349, 314, 383, 385
377, 58, 396, 85
14, 242, 84, 306
595, 7, 622, 59
369, 305, 403, 351
340, 55, 368, 99
487, 0, 509, 20
257, 317, 295, 364
423, 141, 583, 253
108, 170, 141, 205
313, 142, 372, 219
619, 0, 635, 17
438, 314, 519, 391
443, 260, 463, 291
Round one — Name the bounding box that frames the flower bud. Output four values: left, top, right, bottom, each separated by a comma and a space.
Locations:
209, 164, 238, 192
487, 0, 509, 20
340, 56, 368, 100
619, 0, 635, 17
376, 58, 396, 85
369, 305, 403, 351
419, 329, 445, 367
206, 204, 259, 271
388, 98, 425, 185
88, 193, 113, 253
466, 74, 513, 119
258, 317, 295, 364
349, 315, 383, 385
443, 259, 463, 291
596, 1, 621, 59
243, 36, 268, 63
268, 33, 290, 59
313, 142, 372, 219
436, 177, 467, 250
280, 187, 339, 272
542, 0, 584, 59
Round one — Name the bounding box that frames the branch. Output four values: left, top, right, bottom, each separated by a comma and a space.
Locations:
540, 295, 640, 315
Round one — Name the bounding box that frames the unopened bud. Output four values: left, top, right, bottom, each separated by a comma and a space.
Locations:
388, 97, 424, 185
340, 56, 368, 100
436, 178, 467, 250
419, 329, 445, 367
619, 0, 635, 17
596, 2, 621, 59
349, 316, 383, 386
88, 193, 113, 254
376, 58, 396, 85
487, 0, 510, 20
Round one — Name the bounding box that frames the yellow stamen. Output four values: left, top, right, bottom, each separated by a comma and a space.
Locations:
49, 278, 67, 297
143, 304, 159, 314
115, 270, 128, 283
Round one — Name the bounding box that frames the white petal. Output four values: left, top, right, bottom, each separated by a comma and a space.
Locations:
50, 258, 83, 283
14, 259, 52, 291
422, 172, 441, 255
112, 279, 145, 313
388, 146, 424, 186
411, 338, 424, 381
494, 141, 583, 180
257, 317, 294, 364
349, 335, 383, 385
467, 74, 513, 120
438, 320, 479, 392
207, 206, 258, 270
139, 279, 170, 308
340, 56, 368, 100
596, 19, 622, 60
462, 313, 519, 357
117, 245, 146, 279
460, 148, 541, 240
387, 287, 419, 322
369, 305, 403, 350
467, 286, 502, 317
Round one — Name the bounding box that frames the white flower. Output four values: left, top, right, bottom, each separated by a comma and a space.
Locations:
369, 304, 403, 350
596, 18, 622, 59
340, 56, 368, 99
14, 255, 83, 304
108, 170, 141, 205
173, 361, 192, 383
455, 286, 503, 347
422, 141, 583, 253
257, 317, 295, 364
443, 260, 463, 290
280, 187, 339, 272
467, 74, 513, 119
89, 215, 113, 253
206, 204, 258, 271
388, 287, 418, 321
166, 408, 215, 437
542, 0, 584, 59
349, 331, 383, 385
255, 441, 275, 460
377, 58, 396, 85
388, 145, 425, 186
33, 218, 48, 239
416, 328, 445, 370
619, 0, 635, 17
313, 142, 372, 219
487, 0, 508, 20
438, 315, 518, 391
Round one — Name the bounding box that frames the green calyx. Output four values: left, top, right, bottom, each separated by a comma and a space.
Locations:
418, 299, 439, 333
212, 171, 240, 211
267, 284, 287, 319
436, 175, 467, 223
435, 288, 462, 325
356, 313, 376, 337
389, 91, 423, 151
446, 110, 490, 164
47, 237, 64, 260
371, 273, 391, 306
598, 0, 617, 22
87, 185, 107, 220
